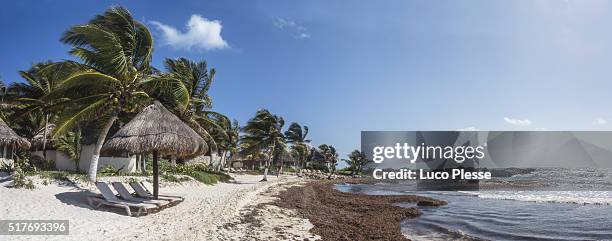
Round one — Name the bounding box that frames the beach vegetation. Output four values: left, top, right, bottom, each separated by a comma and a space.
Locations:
318, 144, 339, 179
305, 162, 328, 171
5, 61, 72, 161
55, 129, 83, 171
149, 57, 229, 168
241, 109, 286, 181
345, 150, 372, 176
98, 165, 124, 176
211, 117, 240, 172
163, 162, 232, 184
46, 6, 167, 183
12, 165, 35, 189
285, 122, 310, 175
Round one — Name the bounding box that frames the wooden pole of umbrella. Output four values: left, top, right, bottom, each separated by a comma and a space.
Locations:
102, 101, 207, 200
152, 151, 159, 199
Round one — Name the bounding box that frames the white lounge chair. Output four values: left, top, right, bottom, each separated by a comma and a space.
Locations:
129, 182, 183, 203
88, 182, 157, 217
111, 182, 170, 207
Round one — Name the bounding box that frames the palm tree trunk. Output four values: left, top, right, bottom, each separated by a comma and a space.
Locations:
277, 157, 283, 177
222, 151, 230, 174
262, 160, 269, 182
298, 157, 304, 177
42, 113, 49, 161
262, 144, 275, 182
87, 115, 117, 182
330, 163, 337, 179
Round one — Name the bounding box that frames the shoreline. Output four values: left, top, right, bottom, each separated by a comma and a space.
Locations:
271, 179, 447, 241
0, 174, 312, 241
2, 174, 450, 241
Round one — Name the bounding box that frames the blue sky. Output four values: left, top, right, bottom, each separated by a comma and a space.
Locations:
2, 0, 612, 162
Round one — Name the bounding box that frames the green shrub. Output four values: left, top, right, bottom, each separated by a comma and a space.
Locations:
12, 166, 35, 189
306, 162, 328, 171
99, 165, 122, 176
36, 171, 70, 182
161, 174, 190, 183
188, 171, 232, 185
336, 168, 353, 176
281, 166, 296, 173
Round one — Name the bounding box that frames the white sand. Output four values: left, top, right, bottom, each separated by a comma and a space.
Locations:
0, 174, 319, 241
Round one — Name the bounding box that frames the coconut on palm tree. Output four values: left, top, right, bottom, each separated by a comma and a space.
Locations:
241, 109, 286, 181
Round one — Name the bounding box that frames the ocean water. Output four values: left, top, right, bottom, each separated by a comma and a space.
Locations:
336, 168, 612, 241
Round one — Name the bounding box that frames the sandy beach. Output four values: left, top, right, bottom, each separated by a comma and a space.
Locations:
0, 174, 320, 241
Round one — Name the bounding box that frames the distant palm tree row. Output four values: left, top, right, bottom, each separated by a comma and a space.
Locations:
0, 6, 369, 182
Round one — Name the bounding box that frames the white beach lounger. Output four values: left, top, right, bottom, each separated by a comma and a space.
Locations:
89, 182, 157, 217
129, 182, 183, 203
111, 182, 170, 207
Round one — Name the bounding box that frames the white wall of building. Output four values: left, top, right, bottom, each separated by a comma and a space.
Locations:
31, 145, 136, 173
186, 153, 221, 166
32, 150, 72, 170
80, 145, 136, 173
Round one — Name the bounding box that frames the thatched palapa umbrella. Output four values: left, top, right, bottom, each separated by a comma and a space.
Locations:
103, 101, 207, 199
0, 118, 31, 159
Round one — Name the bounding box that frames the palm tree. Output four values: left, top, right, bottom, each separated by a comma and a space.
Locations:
7, 62, 76, 160
215, 118, 240, 171
47, 7, 163, 182
150, 57, 226, 164
290, 144, 310, 176
158, 57, 215, 113
318, 144, 338, 179
0, 78, 7, 103
346, 150, 371, 176
241, 109, 286, 181
55, 129, 83, 171
284, 122, 310, 175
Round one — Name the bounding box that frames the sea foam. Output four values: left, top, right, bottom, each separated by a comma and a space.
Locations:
461, 190, 612, 205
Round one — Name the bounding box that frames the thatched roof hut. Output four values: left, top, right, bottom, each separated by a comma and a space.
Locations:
102, 101, 207, 199
0, 117, 31, 150
103, 101, 207, 157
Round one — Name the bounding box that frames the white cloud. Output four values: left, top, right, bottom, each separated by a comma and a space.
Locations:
296, 33, 311, 39
594, 118, 608, 125
458, 127, 480, 131
504, 117, 532, 126
273, 18, 310, 39
151, 15, 229, 51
